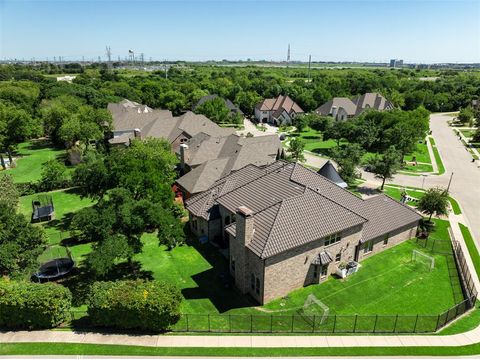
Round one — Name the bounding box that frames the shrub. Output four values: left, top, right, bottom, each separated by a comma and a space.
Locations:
0, 280, 72, 329
88, 280, 182, 332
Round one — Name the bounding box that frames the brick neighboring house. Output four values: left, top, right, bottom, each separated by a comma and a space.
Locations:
176, 134, 284, 198
316, 92, 394, 121
107, 99, 234, 152
185, 161, 421, 304
254, 95, 304, 126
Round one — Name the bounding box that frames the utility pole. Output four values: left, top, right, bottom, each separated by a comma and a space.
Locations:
164, 59, 168, 79
105, 46, 112, 68
307, 54, 312, 82
447, 172, 454, 192
140, 53, 144, 64
287, 44, 290, 67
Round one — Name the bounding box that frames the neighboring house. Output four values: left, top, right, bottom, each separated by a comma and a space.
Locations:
176, 134, 284, 197
316, 92, 395, 121
108, 99, 234, 152
193, 94, 243, 116
185, 161, 421, 304
254, 95, 304, 126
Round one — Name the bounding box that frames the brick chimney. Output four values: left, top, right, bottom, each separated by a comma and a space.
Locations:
236, 206, 255, 246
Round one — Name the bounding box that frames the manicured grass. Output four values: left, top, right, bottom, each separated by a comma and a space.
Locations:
383, 186, 424, 203
404, 141, 431, 164
18, 189, 94, 246
459, 224, 480, 278
6, 140, 65, 183
260, 238, 458, 316
4, 342, 480, 357
401, 162, 433, 173
428, 137, 446, 175
449, 196, 462, 215
438, 305, 480, 335
460, 129, 476, 138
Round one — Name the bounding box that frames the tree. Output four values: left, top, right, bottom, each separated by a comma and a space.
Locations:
288, 138, 305, 162
39, 159, 69, 191
367, 146, 402, 190
234, 91, 262, 116
194, 97, 231, 124
86, 235, 134, 277
417, 188, 449, 222
309, 115, 332, 133
323, 120, 353, 147
330, 143, 364, 185
157, 207, 185, 250
0, 174, 19, 208
458, 107, 474, 125
292, 114, 310, 132
471, 128, 480, 143
0, 201, 46, 277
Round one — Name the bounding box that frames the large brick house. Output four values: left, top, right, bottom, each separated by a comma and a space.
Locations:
254, 95, 304, 126
185, 161, 421, 304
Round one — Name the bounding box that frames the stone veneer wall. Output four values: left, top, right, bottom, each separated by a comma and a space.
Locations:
261, 224, 363, 304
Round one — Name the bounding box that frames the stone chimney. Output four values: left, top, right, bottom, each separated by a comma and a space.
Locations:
236, 206, 255, 246
179, 144, 190, 173
133, 128, 142, 140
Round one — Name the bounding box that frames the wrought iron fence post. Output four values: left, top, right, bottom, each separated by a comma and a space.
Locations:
413, 314, 419, 332
353, 314, 358, 333
312, 315, 316, 333
229, 314, 231, 333
291, 315, 294, 332
373, 315, 378, 333
186, 314, 189, 332
393, 314, 398, 333
270, 315, 273, 333
435, 314, 441, 331
332, 315, 337, 333
250, 314, 253, 333
208, 314, 211, 332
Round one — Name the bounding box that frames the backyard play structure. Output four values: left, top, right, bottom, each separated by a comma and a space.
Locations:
31, 195, 55, 222
33, 246, 75, 282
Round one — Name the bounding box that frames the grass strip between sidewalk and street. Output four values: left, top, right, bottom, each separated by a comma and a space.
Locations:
4, 342, 480, 356
428, 137, 446, 175
458, 223, 480, 278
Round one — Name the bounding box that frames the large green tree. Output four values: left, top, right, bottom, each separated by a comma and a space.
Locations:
367, 146, 402, 190
330, 143, 364, 185
417, 188, 449, 222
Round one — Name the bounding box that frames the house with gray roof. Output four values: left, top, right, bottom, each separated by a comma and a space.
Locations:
107, 99, 235, 152
193, 94, 243, 116
176, 134, 284, 197
185, 161, 421, 304
255, 95, 304, 126
316, 92, 394, 121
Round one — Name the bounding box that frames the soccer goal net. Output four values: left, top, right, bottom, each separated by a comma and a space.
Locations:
411, 249, 435, 271
297, 294, 330, 325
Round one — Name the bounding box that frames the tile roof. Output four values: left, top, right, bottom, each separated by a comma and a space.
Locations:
186, 160, 421, 259
312, 251, 333, 265
255, 95, 304, 116
315, 93, 394, 118
177, 134, 282, 195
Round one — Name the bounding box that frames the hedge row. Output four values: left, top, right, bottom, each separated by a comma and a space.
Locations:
0, 280, 72, 329
88, 280, 182, 332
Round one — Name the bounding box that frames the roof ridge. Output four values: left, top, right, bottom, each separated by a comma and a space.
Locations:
259, 201, 284, 259
215, 161, 291, 201
376, 193, 422, 216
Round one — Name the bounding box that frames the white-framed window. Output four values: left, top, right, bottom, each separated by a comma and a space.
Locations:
320, 265, 328, 278
324, 232, 342, 247
335, 252, 341, 262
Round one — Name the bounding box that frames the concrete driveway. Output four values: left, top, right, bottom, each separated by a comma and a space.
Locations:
236, 118, 279, 137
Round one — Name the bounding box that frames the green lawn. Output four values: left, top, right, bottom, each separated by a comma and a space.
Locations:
6, 140, 66, 183
404, 141, 431, 164
428, 137, 446, 175
449, 196, 462, 215
460, 129, 476, 138
401, 163, 434, 173
383, 186, 424, 203
18, 189, 94, 247
459, 224, 480, 278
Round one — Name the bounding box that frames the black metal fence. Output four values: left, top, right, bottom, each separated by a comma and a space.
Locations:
415, 236, 453, 254
66, 238, 477, 334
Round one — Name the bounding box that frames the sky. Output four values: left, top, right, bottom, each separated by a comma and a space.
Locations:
0, 0, 479, 63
